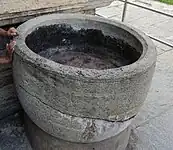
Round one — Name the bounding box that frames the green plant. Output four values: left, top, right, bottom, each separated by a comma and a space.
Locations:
159, 0, 173, 5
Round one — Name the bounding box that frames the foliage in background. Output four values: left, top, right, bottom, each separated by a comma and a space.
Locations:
159, 0, 173, 5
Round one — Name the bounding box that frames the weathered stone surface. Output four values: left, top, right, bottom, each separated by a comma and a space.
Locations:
25, 113, 131, 150
0, 0, 113, 26
13, 14, 156, 145
16, 81, 132, 142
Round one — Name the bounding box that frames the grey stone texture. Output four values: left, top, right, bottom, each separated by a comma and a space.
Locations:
25, 113, 131, 150
13, 13, 156, 147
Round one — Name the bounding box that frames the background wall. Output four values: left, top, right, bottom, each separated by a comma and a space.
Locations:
0, 0, 114, 26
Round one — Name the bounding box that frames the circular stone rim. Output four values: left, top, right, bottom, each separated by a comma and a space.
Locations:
15, 13, 156, 80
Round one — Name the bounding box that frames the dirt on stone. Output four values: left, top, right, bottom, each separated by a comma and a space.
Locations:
26, 24, 141, 70
38, 45, 129, 69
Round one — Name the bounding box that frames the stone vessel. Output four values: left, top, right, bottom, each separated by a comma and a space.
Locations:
13, 14, 156, 149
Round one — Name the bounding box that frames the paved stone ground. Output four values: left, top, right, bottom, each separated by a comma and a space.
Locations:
97, 1, 173, 150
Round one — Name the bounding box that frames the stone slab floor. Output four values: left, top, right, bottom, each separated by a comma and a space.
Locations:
0, 1, 173, 149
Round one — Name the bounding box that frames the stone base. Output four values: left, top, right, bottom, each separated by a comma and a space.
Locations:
25, 114, 131, 150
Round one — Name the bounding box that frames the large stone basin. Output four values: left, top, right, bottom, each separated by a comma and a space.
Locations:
13, 14, 156, 149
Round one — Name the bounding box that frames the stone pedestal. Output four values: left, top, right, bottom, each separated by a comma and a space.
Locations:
25, 114, 131, 150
